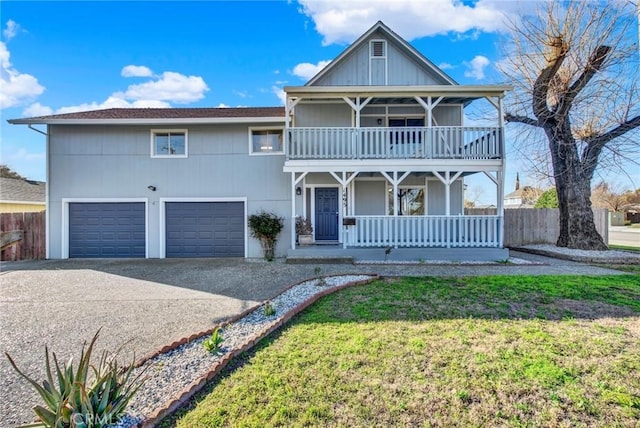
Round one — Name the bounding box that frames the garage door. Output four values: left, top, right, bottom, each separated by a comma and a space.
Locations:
69, 202, 145, 258
165, 202, 244, 258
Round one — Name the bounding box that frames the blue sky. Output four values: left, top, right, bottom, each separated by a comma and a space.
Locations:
1, 0, 638, 203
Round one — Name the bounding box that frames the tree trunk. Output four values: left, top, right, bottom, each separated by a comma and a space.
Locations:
546, 126, 607, 250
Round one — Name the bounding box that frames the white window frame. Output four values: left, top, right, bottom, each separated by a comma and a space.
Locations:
369, 39, 388, 85
387, 184, 428, 216
248, 126, 285, 156
150, 129, 188, 158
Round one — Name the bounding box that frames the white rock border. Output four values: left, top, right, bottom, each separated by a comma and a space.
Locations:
110, 274, 378, 428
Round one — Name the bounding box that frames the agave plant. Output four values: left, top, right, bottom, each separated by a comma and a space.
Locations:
5, 329, 146, 427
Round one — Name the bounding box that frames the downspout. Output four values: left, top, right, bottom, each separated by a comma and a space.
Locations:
27, 124, 50, 259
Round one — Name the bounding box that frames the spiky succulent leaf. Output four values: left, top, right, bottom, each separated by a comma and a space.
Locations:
32, 405, 56, 427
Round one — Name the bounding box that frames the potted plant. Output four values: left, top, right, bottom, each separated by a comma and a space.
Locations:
295, 216, 314, 246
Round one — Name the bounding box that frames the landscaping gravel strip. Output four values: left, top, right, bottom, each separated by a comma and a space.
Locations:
112, 274, 376, 427
514, 244, 640, 264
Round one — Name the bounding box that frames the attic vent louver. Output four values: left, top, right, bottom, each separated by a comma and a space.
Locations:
372, 41, 385, 57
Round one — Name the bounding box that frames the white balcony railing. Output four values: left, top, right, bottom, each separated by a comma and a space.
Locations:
344, 215, 502, 248
287, 126, 503, 160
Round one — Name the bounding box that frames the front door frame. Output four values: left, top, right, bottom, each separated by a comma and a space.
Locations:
308, 184, 341, 242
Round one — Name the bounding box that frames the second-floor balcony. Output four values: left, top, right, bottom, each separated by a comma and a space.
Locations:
286, 126, 503, 161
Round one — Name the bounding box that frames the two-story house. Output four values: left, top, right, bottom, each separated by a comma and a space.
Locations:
9, 21, 510, 260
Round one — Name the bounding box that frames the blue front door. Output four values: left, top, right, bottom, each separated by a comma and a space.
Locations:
315, 187, 339, 241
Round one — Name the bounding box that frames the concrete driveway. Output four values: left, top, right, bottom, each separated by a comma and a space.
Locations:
0, 255, 625, 426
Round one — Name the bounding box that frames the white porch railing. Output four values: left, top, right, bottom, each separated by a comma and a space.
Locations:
344, 215, 502, 248
287, 126, 502, 160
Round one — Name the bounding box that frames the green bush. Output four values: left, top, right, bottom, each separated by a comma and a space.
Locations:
5, 329, 146, 427
535, 188, 559, 208
248, 211, 284, 261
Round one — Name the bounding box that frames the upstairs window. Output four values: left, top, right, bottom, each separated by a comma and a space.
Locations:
151, 130, 187, 157
249, 127, 284, 155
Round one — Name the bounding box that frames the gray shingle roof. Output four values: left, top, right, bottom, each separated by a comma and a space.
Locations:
0, 177, 46, 203
13, 107, 285, 121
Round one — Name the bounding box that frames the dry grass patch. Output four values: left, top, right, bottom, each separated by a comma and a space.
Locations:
165, 275, 640, 428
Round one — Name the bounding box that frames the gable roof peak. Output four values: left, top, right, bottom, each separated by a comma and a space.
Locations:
305, 21, 457, 86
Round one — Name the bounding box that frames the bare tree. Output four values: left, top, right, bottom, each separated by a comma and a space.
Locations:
500, 1, 640, 250
591, 181, 628, 212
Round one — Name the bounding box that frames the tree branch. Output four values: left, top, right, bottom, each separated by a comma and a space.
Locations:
504, 113, 540, 127
556, 45, 612, 118
582, 114, 640, 177
587, 115, 640, 148
532, 36, 568, 121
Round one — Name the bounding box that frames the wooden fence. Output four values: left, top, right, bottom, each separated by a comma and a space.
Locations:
1, 211, 46, 261
465, 208, 609, 247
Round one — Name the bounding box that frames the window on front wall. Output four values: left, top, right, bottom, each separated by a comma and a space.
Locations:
151, 130, 188, 157
388, 187, 425, 215
249, 128, 284, 155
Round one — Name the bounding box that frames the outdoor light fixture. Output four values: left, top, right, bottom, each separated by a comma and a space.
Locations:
147, 185, 157, 191
296, 187, 302, 196
377, 118, 383, 125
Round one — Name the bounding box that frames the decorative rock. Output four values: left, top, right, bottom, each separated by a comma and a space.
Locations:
109, 274, 376, 427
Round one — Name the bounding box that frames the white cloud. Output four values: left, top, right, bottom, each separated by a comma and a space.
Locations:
217, 103, 230, 108
438, 62, 455, 70
3, 20, 21, 41
272, 86, 286, 105
121, 65, 153, 77
4, 147, 45, 163
233, 90, 249, 98
23, 102, 53, 117
464, 55, 490, 80
292, 60, 331, 80
55, 96, 171, 114
34, 68, 210, 114
297, 0, 511, 45
0, 41, 45, 109
124, 71, 208, 104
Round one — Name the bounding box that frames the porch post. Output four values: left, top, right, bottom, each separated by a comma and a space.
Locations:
497, 170, 505, 248
498, 96, 506, 158
291, 172, 296, 250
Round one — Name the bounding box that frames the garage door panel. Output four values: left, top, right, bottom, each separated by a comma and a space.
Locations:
166, 202, 244, 258
69, 203, 145, 258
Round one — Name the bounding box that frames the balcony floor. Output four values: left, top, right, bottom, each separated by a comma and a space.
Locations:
286, 245, 509, 264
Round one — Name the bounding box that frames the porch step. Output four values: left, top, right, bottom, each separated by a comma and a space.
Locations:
286, 256, 354, 265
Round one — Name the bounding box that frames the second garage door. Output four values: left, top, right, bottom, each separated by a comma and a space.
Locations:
165, 202, 245, 258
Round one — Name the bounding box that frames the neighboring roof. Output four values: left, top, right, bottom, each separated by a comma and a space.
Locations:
8, 107, 286, 125
0, 177, 46, 204
504, 189, 523, 199
306, 21, 457, 87
504, 186, 543, 199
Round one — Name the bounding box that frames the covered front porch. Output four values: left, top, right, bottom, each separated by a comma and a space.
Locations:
286, 167, 505, 251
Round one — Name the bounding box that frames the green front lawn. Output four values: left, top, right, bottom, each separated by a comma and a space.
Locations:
167, 275, 640, 427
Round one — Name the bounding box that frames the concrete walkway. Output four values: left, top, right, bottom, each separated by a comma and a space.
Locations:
0, 252, 629, 427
